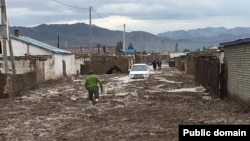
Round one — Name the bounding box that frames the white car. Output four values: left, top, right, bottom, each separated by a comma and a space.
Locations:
129, 63, 150, 79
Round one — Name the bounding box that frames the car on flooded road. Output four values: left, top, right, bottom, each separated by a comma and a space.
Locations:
129, 63, 150, 79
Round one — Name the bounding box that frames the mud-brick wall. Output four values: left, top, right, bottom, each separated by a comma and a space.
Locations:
185, 54, 196, 74
0, 72, 37, 98
135, 54, 170, 64
0, 74, 7, 98
90, 56, 131, 74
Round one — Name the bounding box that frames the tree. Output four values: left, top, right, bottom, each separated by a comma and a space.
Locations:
203, 46, 207, 52
183, 48, 190, 52
96, 43, 102, 48
128, 43, 134, 49
116, 41, 123, 51
196, 48, 201, 52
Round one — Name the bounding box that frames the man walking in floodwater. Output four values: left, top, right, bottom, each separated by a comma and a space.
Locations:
84, 70, 103, 105
151, 59, 158, 71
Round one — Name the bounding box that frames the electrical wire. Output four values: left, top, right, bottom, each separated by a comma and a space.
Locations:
92, 8, 124, 29
51, 0, 135, 32
51, 0, 88, 10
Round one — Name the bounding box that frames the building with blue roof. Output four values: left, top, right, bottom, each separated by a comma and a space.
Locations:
10, 35, 72, 56
1, 33, 76, 81
118, 48, 136, 53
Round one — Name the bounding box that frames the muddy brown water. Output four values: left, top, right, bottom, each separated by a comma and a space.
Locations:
0, 66, 249, 141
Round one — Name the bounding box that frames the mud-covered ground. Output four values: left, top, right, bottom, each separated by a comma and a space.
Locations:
0, 64, 250, 141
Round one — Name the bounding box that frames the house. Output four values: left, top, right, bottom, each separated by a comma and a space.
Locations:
208, 46, 219, 53
219, 38, 250, 105
169, 52, 187, 59
168, 52, 187, 68
118, 48, 136, 54
61, 46, 117, 55
1, 33, 76, 81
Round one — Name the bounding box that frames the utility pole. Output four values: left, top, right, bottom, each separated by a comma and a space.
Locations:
1, 0, 16, 74
65, 40, 67, 47
8, 32, 16, 75
57, 34, 59, 48
1, 0, 8, 73
160, 39, 164, 59
123, 24, 126, 51
140, 31, 142, 61
89, 6, 92, 65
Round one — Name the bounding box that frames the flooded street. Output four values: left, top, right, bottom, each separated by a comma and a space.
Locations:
0, 64, 250, 141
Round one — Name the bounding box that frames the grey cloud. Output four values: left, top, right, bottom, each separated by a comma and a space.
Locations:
5, 0, 250, 33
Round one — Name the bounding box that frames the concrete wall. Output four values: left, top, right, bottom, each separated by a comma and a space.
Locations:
224, 43, 250, 105
0, 57, 37, 74
51, 54, 76, 79
0, 56, 50, 84
43, 55, 73, 80
0, 54, 76, 97
35, 59, 45, 84
0, 54, 75, 82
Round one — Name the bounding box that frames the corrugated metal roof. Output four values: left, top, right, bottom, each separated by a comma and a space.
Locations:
11, 35, 73, 55
219, 38, 250, 48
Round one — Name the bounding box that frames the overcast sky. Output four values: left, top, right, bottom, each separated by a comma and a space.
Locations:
4, 0, 250, 34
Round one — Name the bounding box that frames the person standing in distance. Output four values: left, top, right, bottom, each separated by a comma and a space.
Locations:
157, 59, 162, 70
150, 59, 157, 72
84, 70, 103, 105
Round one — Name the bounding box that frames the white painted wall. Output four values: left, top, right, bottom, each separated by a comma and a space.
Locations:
43, 54, 76, 80
1, 38, 78, 82
169, 52, 187, 59
44, 57, 55, 80
0, 59, 35, 74
6, 39, 52, 56
54, 54, 76, 76
75, 58, 86, 73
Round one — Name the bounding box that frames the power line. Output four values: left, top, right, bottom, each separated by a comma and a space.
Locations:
51, 0, 88, 10
92, 8, 123, 29
126, 25, 135, 32
51, 0, 133, 31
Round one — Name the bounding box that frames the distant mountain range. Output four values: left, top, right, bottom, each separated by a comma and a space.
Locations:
9, 23, 250, 52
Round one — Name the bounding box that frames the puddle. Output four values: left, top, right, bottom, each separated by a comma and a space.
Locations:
167, 86, 206, 93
